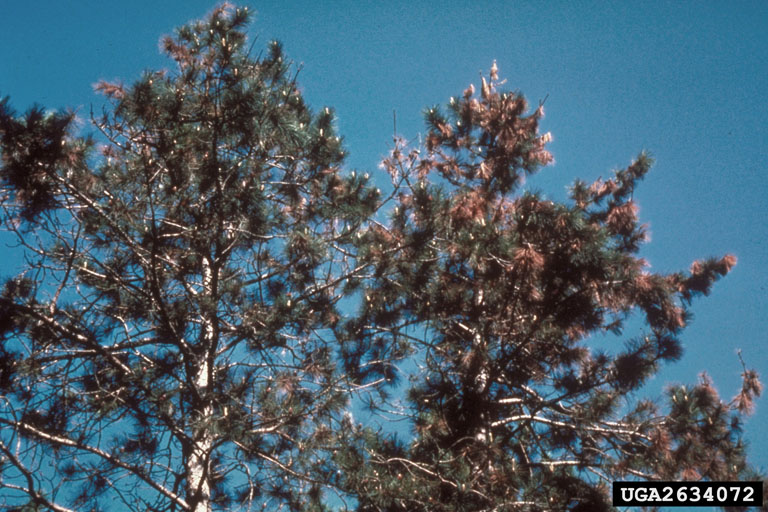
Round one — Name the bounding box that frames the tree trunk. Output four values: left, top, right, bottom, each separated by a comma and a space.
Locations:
187, 256, 217, 512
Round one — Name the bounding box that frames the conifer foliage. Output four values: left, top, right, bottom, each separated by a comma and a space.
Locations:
0, 5, 380, 511
334, 68, 764, 510
0, 5, 763, 512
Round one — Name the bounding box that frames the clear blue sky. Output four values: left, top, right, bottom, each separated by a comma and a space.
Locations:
2, 0, 766, 484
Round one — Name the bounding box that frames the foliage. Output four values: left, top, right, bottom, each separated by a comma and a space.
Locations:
334, 66, 765, 511
0, 5, 379, 511
0, 5, 763, 512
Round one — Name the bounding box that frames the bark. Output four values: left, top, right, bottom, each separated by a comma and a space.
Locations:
186, 256, 217, 512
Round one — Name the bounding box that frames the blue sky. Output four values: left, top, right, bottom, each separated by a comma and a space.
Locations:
2, 0, 766, 486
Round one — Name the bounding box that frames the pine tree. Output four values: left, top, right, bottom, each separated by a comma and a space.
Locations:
1, 6, 764, 512
335, 66, 765, 511
0, 5, 383, 511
